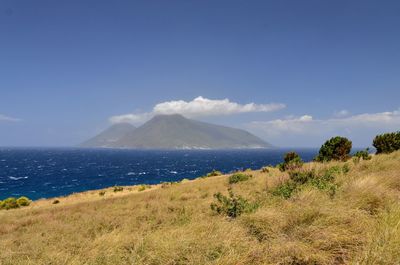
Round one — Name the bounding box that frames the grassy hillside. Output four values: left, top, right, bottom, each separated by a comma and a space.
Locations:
1, 151, 400, 264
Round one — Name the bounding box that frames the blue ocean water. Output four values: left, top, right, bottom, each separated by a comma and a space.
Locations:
0, 148, 318, 200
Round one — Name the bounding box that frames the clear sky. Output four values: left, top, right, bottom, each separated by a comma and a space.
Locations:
1, 0, 399, 147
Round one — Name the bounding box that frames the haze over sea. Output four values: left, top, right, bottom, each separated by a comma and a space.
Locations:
0, 148, 319, 200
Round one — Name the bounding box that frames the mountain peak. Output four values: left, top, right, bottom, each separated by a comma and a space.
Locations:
151, 113, 187, 120
82, 115, 272, 149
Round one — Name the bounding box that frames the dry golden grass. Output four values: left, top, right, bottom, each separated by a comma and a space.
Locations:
1, 151, 400, 264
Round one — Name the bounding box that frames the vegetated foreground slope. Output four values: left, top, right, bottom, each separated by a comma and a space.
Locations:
1, 152, 400, 264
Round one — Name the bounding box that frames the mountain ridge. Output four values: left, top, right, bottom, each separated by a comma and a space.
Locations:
80, 123, 136, 148
82, 114, 271, 149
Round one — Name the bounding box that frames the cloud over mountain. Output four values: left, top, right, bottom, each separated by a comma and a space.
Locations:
110, 96, 285, 124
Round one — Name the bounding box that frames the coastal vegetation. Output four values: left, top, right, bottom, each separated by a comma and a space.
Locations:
314, 136, 352, 162
277, 151, 303, 171
0, 196, 31, 210
1, 133, 400, 264
228, 172, 252, 184
373, 131, 400, 154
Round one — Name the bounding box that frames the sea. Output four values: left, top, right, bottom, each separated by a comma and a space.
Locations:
0, 148, 318, 200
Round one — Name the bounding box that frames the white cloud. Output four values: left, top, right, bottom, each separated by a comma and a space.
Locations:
0, 114, 21, 122
247, 109, 400, 147
109, 96, 285, 124
109, 113, 152, 124
334, 109, 350, 117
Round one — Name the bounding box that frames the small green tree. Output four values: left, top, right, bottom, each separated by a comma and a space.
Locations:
315, 136, 352, 162
210, 188, 256, 218
277, 151, 303, 171
372, 131, 400, 154
353, 148, 372, 160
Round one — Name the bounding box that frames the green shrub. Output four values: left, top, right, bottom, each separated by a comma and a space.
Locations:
277, 151, 304, 172
161, 182, 172, 188
354, 148, 372, 161
272, 167, 339, 199
228, 173, 252, 184
373, 131, 400, 154
138, 185, 151, 191
202, 170, 222, 178
342, 164, 350, 173
113, 186, 124, 192
210, 188, 257, 218
99, 191, 106, 196
0, 197, 19, 210
16, 196, 31, 207
315, 136, 352, 162
52, 199, 60, 204
271, 181, 297, 199
289, 170, 316, 185
310, 168, 338, 197
260, 167, 270, 173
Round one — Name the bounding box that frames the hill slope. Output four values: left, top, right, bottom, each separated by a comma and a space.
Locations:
80, 123, 136, 147
114, 114, 271, 149
1, 152, 400, 264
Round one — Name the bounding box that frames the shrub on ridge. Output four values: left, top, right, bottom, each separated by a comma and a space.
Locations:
0, 196, 32, 210
113, 186, 124, 192
210, 188, 257, 218
315, 136, 352, 162
373, 131, 400, 154
228, 173, 252, 184
16, 196, 31, 207
0, 197, 19, 210
277, 151, 303, 171
354, 148, 372, 161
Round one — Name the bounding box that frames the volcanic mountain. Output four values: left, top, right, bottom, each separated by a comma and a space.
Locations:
82, 114, 271, 149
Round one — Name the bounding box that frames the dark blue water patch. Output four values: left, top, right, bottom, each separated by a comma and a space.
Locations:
0, 148, 318, 200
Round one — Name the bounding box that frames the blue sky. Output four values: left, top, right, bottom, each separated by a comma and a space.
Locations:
0, 0, 399, 147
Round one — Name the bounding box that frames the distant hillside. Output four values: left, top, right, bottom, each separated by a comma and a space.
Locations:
111, 114, 271, 149
80, 123, 136, 147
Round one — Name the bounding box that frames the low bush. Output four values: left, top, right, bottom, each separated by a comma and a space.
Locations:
16, 196, 31, 206
210, 188, 257, 218
272, 167, 339, 199
315, 136, 352, 162
99, 191, 106, 196
138, 185, 151, 191
271, 181, 297, 199
373, 131, 400, 154
354, 148, 372, 161
260, 167, 270, 173
161, 182, 172, 188
0, 196, 31, 210
342, 164, 350, 173
277, 151, 303, 171
228, 173, 252, 184
52, 199, 60, 204
0, 197, 19, 210
289, 170, 316, 185
204, 170, 222, 178
113, 186, 124, 192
